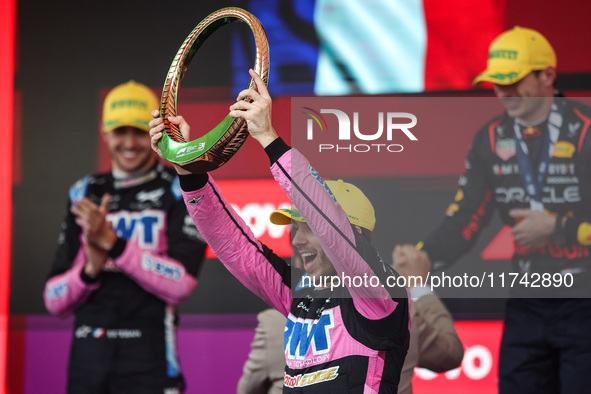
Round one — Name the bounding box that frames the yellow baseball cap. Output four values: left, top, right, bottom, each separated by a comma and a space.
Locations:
102, 80, 159, 132
270, 179, 376, 231
473, 26, 556, 86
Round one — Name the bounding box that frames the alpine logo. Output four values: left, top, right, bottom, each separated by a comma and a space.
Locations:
136, 188, 165, 203
75, 325, 92, 339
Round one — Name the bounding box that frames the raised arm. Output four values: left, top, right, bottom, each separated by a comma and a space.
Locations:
231, 70, 403, 319
148, 90, 292, 315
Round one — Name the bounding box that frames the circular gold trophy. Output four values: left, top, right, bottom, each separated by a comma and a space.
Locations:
159, 7, 269, 173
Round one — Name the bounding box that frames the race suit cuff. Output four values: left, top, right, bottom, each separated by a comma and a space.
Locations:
108, 237, 127, 259
178, 173, 209, 192
80, 266, 101, 284
265, 137, 290, 165
410, 285, 434, 302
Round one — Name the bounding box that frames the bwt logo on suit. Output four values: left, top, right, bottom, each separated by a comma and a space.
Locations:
303, 107, 418, 153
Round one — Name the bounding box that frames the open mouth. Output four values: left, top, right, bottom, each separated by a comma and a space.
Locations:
300, 251, 317, 272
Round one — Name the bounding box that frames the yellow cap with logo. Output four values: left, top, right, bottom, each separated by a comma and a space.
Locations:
102, 80, 159, 132
269, 179, 376, 231
473, 26, 556, 86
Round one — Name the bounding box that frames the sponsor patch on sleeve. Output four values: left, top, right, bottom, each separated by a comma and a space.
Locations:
141, 254, 183, 281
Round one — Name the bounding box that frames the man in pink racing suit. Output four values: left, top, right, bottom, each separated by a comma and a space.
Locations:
44, 80, 207, 393
149, 69, 410, 393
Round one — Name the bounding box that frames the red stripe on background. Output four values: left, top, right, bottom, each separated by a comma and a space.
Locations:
423, 0, 506, 91
0, 0, 15, 392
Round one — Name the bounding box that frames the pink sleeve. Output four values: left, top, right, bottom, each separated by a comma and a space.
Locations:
44, 248, 100, 317
112, 241, 197, 305
182, 176, 292, 317
271, 148, 397, 320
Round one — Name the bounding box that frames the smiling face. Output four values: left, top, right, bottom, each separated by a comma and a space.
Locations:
291, 221, 336, 281
493, 68, 556, 123
103, 126, 156, 174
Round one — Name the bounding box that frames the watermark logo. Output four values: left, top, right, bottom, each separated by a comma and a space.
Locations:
303, 107, 417, 153
302, 107, 329, 133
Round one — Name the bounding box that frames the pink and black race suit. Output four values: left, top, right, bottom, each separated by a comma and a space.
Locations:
44, 163, 207, 392
179, 138, 410, 393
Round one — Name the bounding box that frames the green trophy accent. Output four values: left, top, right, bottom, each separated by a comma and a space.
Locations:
159, 7, 269, 173
158, 115, 235, 163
